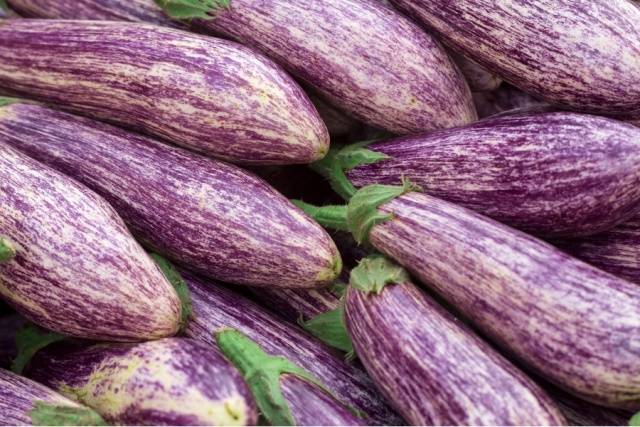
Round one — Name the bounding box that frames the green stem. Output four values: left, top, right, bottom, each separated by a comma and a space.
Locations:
0, 237, 15, 262
12, 325, 66, 374
291, 200, 349, 231
150, 253, 192, 331
154, 0, 230, 20
301, 305, 353, 354
350, 255, 410, 295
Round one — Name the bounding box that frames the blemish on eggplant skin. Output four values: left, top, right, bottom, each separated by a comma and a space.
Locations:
224, 401, 241, 421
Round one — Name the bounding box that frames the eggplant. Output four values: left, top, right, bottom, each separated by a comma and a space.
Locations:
557, 216, 640, 285
449, 51, 502, 92
184, 270, 402, 425
247, 287, 341, 324
344, 112, 640, 238
7, 0, 180, 26
472, 84, 545, 119
0, 102, 341, 288
0, 19, 328, 165
25, 338, 258, 426
388, 0, 640, 116
156, 0, 477, 135
0, 142, 181, 340
344, 256, 565, 425
0, 368, 105, 426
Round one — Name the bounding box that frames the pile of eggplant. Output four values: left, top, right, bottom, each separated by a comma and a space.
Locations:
0, 0, 639, 425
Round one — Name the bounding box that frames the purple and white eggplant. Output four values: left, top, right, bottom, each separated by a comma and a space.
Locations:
0, 368, 105, 426
388, 0, 640, 116
300, 184, 640, 410
25, 338, 258, 426
156, 0, 477, 135
184, 270, 402, 425
331, 112, 640, 238
0, 101, 341, 288
0, 19, 329, 165
0, 142, 181, 340
247, 286, 342, 324
556, 215, 640, 285
344, 256, 565, 425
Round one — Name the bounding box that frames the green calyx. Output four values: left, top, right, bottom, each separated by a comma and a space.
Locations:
12, 325, 65, 375
0, 236, 15, 262
291, 200, 349, 232
0, 97, 19, 108
216, 329, 337, 426
350, 255, 409, 295
301, 305, 353, 354
630, 412, 640, 426
310, 141, 389, 201
29, 402, 106, 426
154, 0, 230, 20
150, 253, 192, 331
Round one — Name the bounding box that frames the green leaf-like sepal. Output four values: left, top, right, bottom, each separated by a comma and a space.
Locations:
310, 141, 389, 201
302, 305, 353, 353
350, 255, 409, 295
154, 0, 230, 20
29, 402, 106, 426
630, 412, 640, 426
0, 97, 19, 108
150, 253, 192, 331
216, 329, 347, 426
347, 180, 417, 245
12, 325, 66, 374
291, 200, 349, 232
0, 236, 15, 262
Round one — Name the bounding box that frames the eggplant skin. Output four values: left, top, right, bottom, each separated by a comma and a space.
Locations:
184, 270, 403, 425
0, 143, 181, 341
349, 112, 640, 238
558, 216, 640, 285
389, 0, 640, 116
26, 338, 258, 426
0, 20, 329, 165
369, 192, 640, 410
345, 282, 565, 425
0, 368, 87, 426
193, 0, 476, 134
6, 0, 181, 27
247, 287, 340, 322
0, 103, 340, 288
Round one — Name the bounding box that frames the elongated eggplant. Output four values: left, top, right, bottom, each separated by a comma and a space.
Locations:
25, 338, 258, 426
7, 0, 180, 26
0, 102, 340, 288
0, 20, 328, 165
344, 256, 565, 425
156, 0, 477, 135
388, 0, 640, 116
557, 216, 640, 285
184, 270, 402, 425
247, 287, 341, 323
0, 368, 105, 426
345, 112, 640, 237
0, 142, 181, 340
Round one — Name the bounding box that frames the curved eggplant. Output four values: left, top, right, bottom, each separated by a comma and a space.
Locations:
0, 142, 181, 340
0, 102, 340, 288
0, 19, 328, 165
388, 0, 640, 116
26, 338, 258, 426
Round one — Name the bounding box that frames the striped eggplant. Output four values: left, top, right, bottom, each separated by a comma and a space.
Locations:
345, 112, 640, 238
472, 84, 545, 119
0, 20, 329, 165
556, 216, 640, 285
0, 315, 22, 369
0, 102, 340, 288
388, 0, 640, 116
0, 368, 105, 426
156, 0, 477, 135
184, 270, 402, 425
247, 287, 341, 324
25, 338, 258, 426
449, 51, 502, 92
6, 0, 180, 26
344, 256, 565, 425
0, 142, 181, 340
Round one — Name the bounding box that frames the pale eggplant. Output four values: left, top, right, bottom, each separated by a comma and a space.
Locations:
366, 191, 640, 409
6, 0, 180, 26
0, 368, 105, 426
0, 142, 181, 340
347, 112, 640, 237
0, 19, 329, 165
184, 270, 402, 425
25, 338, 258, 426
388, 0, 640, 116
344, 257, 565, 425
157, 0, 477, 135
0, 102, 341, 288
557, 216, 640, 285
